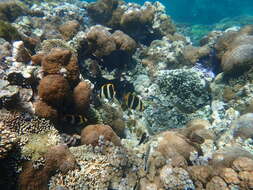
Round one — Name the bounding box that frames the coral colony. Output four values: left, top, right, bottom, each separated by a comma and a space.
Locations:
0, 0, 253, 190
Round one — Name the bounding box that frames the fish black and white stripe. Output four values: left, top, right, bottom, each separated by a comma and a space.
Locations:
100, 83, 116, 100
124, 93, 144, 111
63, 115, 87, 125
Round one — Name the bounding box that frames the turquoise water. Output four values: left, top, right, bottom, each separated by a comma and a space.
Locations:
86, 0, 253, 24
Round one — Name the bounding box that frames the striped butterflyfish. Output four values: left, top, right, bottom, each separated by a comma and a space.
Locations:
99, 83, 116, 100
124, 93, 144, 111
63, 115, 87, 125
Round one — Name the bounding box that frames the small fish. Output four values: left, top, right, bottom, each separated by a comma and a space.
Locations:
63, 115, 87, 125
138, 132, 149, 145
144, 144, 151, 172
124, 93, 144, 111
99, 83, 116, 100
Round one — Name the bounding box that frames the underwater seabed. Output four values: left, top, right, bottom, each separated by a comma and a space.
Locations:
0, 0, 253, 190
177, 14, 253, 45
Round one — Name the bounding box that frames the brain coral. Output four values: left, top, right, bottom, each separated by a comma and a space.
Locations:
158, 69, 211, 113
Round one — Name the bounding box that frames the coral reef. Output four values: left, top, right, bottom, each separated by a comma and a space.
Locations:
49, 143, 137, 190
19, 144, 76, 190
1, 0, 253, 190
87, 0, 176, 44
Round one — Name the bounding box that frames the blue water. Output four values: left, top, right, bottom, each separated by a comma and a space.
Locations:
85, 0, 253, 24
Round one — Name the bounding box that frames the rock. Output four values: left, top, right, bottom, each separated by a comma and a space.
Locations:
12, 41, 31, 63
0, 39, 11, 61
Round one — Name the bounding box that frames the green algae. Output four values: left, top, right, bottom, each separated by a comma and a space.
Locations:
0, 20, 21, 42
21, 131, 60, 161
0, 1, 27, 22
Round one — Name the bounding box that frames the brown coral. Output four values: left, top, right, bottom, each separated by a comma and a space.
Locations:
31, 53, 45, 66
19, 144, 76, 190
86, 25, 116, 57
206, 176, 228, 190
221, 44, 253, 74
38, 74, 70, 107
41, 48, 80, 86
215, 25, 253, 75
87, 0, 119, 24
73, 81, 92, 114
157, 131, 199, 166
34, 100, 58, 121
182, 45, 211, 65
180, 119, 213, 144
58, 20, 80, 40
111, 30, 137, 54
187, 165, 213, 185
81, 124, 121, 146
